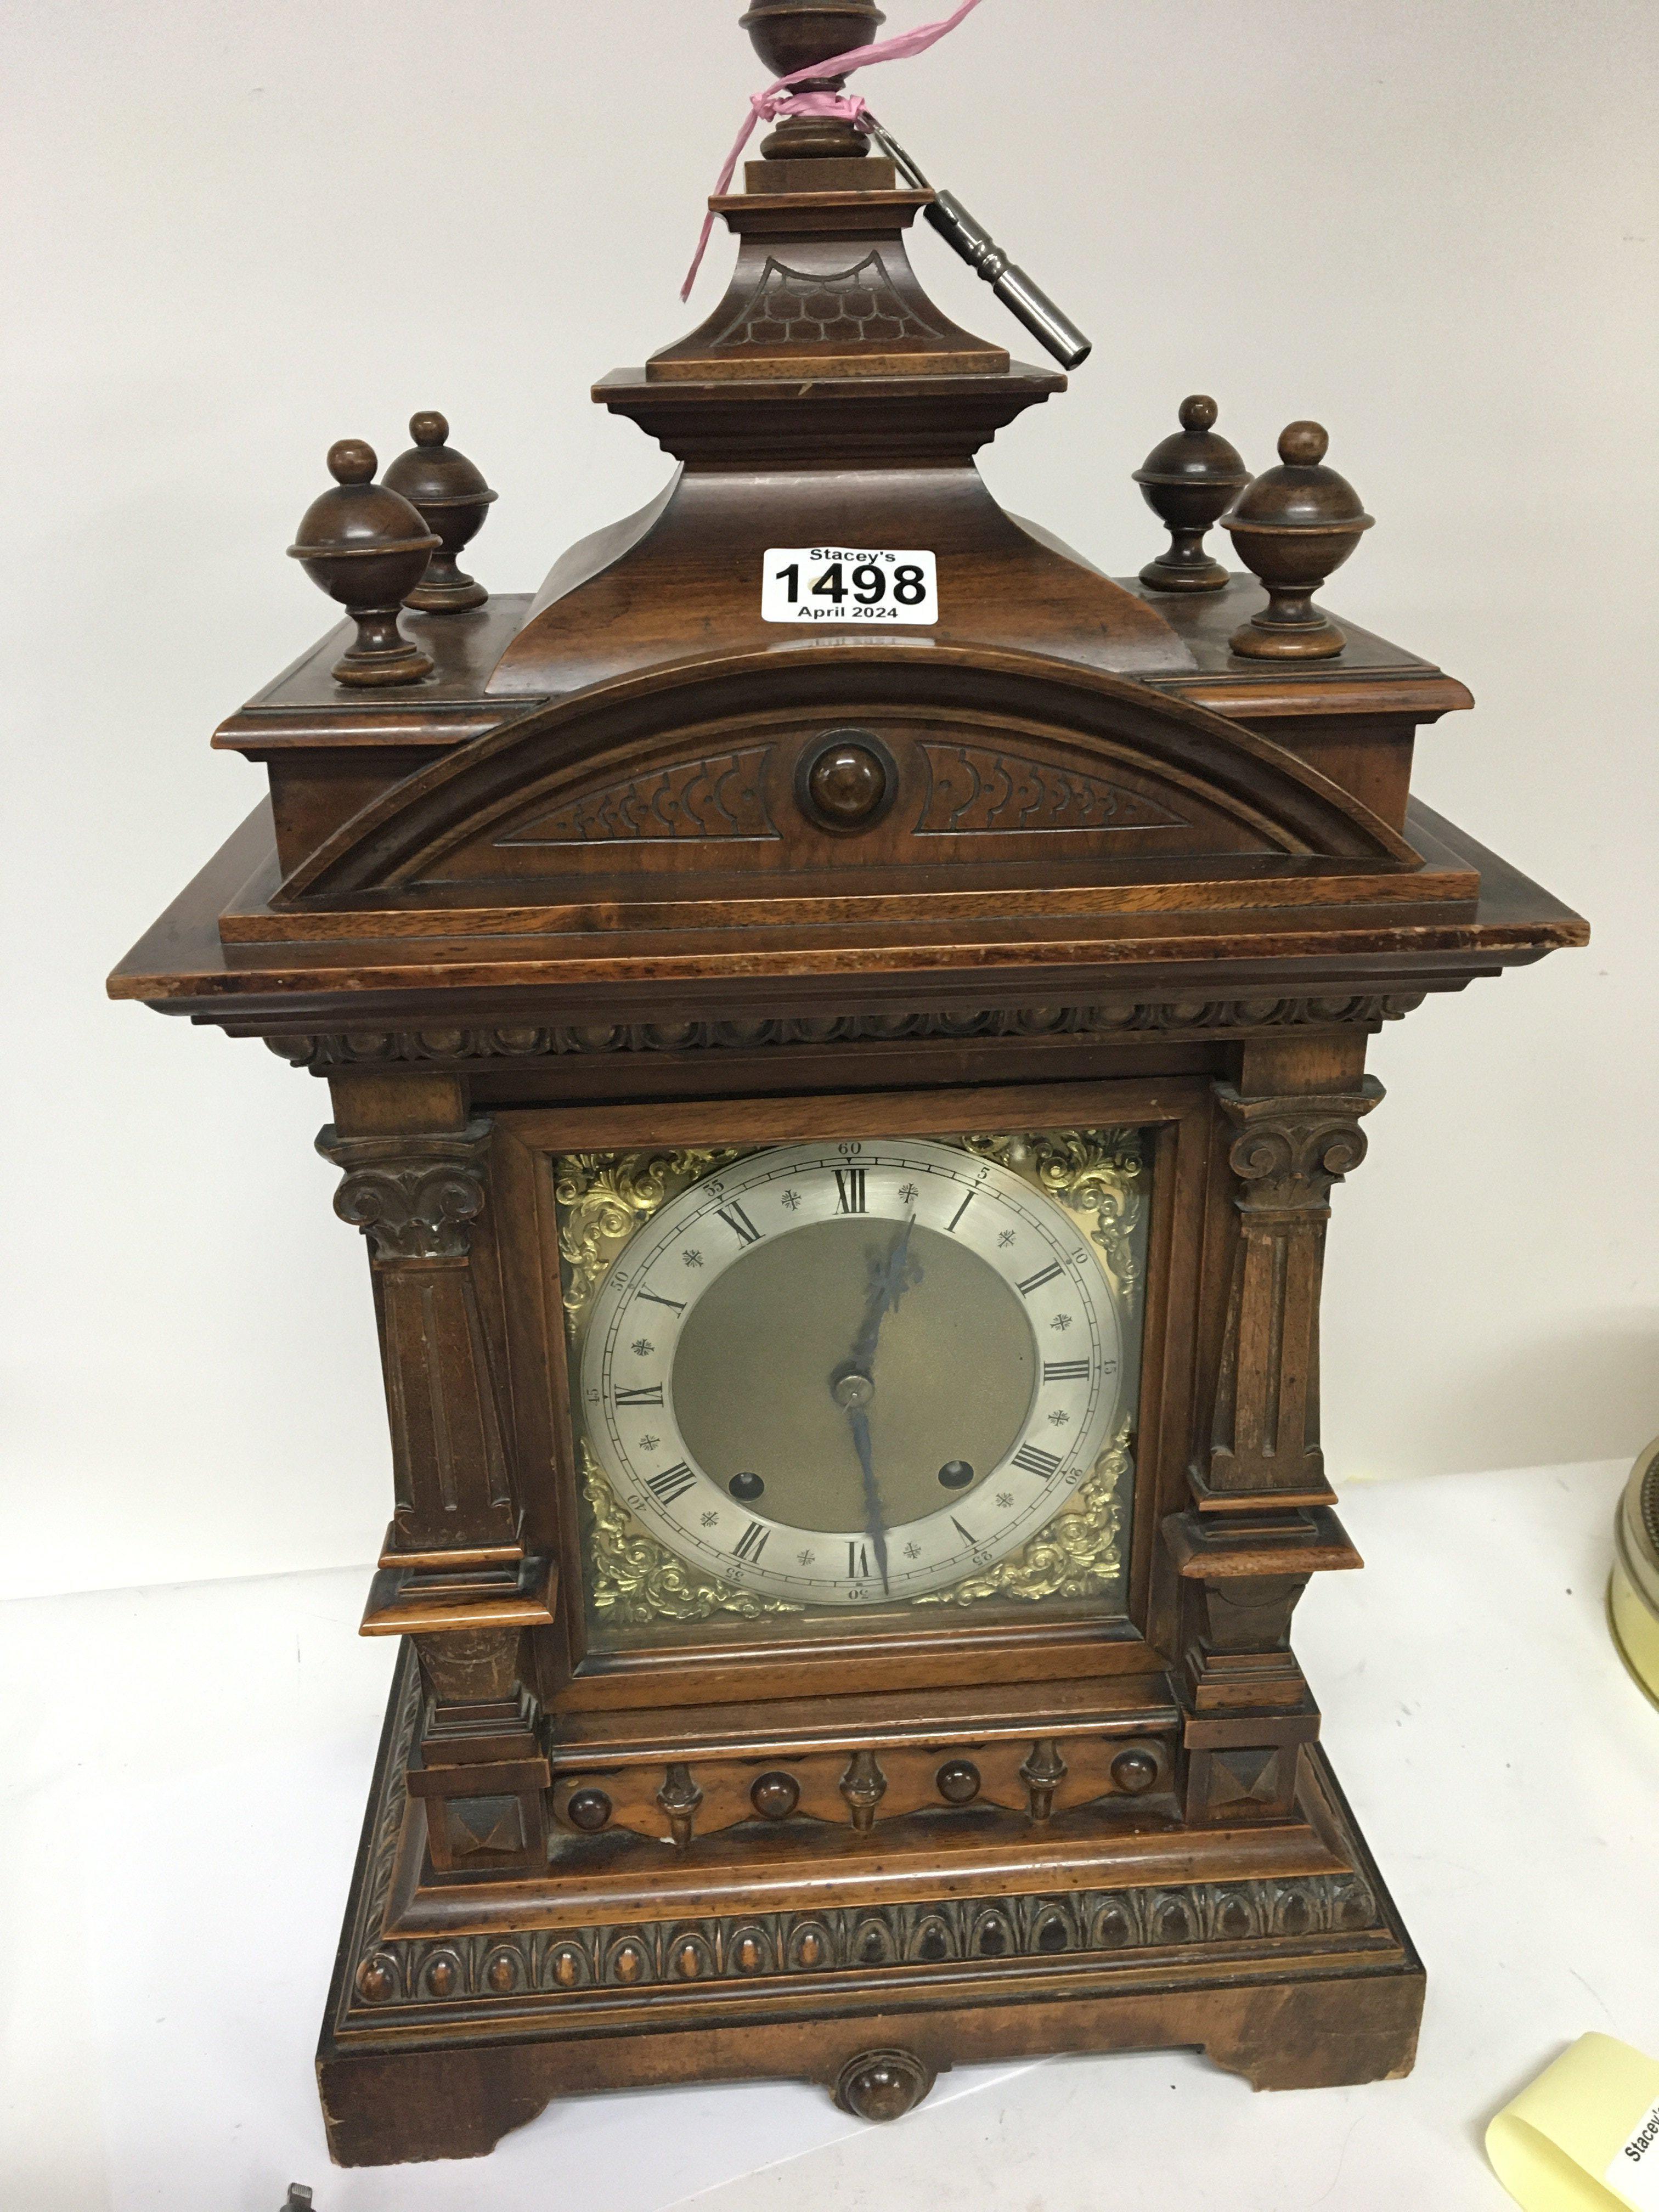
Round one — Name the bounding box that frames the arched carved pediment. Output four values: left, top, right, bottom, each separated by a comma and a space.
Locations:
500, 747, 780, 846
278, 646, 1420, 905
915, 743, 1188, 836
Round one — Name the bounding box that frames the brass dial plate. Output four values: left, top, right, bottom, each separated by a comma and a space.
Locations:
557, 1131, 1145, 1623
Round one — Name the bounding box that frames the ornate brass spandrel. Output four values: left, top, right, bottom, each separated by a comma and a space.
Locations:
554, 1147, 752, 1338
915, 1420, 1130, 1609
581, 1443, 805, 1626
961, 1127, 1145, 1302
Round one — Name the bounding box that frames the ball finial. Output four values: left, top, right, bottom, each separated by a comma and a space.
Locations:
1222, 420, 1373, 659
289, 440, 437, 686
327, 439, 376, 486
1132, 395, 1249, 594
382, 413, 498, 613
740, 3, 883, 159
1278, 420, 1329, 467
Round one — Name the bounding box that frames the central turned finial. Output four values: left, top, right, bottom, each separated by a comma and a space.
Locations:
740, 1, 884, 158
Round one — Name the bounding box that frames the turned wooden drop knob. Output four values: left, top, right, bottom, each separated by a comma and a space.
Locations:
1133, 394, 1250, 594
810, 743, 885, 823
1111, 1747, 1159, 1796
752, 1770, 801, 1819
566, 1787, 612, 1832
1221, 421, 1375, 661
799, 731, 894, 831
287, 440, 438, 687
834, 2047, 934, 2123
382, 411, 498, 613
935, 1758, 981, 1804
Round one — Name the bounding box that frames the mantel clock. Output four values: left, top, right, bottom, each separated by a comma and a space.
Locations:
111, 2, 1586, 2168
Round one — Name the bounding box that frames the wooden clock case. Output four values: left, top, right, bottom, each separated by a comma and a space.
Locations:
111, 114, 1584, 2169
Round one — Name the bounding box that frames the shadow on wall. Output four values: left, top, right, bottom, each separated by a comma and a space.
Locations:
1365, 1313, 1659, 1480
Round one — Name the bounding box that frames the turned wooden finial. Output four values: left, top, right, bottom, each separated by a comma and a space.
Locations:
382, 411, 498, 613
1132, 394, 1250, 594
1221, 421, 1375, 659
287, 441, 438, 686
740, 2, 884, 158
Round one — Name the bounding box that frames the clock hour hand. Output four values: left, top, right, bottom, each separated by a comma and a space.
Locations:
848, 1214, 919, 1374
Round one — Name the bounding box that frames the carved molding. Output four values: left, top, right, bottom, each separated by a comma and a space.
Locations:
318, 1121, 493, 1262
918, 742, 1187, 835
349, 1867, 1380, 2011
498, 748, 777, 846
269, 996, 1427, 1073
1204, 1080, 1385, 1497
339, 1660, 1381, 2025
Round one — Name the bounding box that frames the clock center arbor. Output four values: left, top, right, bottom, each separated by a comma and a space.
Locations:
110, 12, 1584, 2168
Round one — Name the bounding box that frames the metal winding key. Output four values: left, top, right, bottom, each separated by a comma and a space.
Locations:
861, 114, 1093, 369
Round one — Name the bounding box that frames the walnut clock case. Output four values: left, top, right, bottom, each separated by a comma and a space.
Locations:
110, 4, 1585, 2169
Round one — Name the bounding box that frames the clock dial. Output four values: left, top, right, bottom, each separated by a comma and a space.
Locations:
576, 1139, 1135, 1608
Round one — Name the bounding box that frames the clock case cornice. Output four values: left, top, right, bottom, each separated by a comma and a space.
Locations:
109, 150, 1581, 1034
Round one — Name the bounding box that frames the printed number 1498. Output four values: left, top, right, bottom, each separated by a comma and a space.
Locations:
761, 546, 938, 625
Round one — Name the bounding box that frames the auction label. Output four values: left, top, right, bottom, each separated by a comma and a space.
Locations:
1609, 2097, 1659, 2210
761, 546, 938, 625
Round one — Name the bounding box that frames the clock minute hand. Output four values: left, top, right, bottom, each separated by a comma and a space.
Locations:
832, 1216, 918, 1602
847, 1402, 890, 1597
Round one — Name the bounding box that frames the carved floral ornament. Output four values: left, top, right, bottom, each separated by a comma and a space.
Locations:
266, 994, 1427, 1073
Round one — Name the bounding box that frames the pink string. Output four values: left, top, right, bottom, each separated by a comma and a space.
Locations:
680, 0, 988, 301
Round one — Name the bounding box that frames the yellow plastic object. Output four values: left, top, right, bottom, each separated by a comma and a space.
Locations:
1487, 2035, 1659, 2210
1610, 1437, 1659, 1707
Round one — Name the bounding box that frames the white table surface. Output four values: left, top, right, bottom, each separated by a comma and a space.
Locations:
4, 1456, 1655, 2212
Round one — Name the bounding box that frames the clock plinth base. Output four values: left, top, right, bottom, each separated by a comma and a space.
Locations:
318, 1650, 1423, 2168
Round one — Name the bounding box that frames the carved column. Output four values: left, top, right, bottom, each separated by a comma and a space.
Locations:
318, 1120, 519, 1561
318, 1114, 551, 1875
1173, 1071, 1381, 1822
1204, 1078, 1383, 1499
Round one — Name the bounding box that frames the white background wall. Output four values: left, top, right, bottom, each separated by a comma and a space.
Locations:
3, 0, 1654, 1600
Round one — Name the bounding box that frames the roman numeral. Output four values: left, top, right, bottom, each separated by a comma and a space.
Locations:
614, 1384, 664, 1407
732, 1520, 769, 1562
1017, 1262, 1064, 1296
718, 1201, 763, 1245
847, 1540, 870, 1579
1012, 1443, 1062, 1477
946, 1190, 975, 1232
646, 1463, 697, 1505
1043, 1361, 1091, 1383
636, 1289, 686, 1315
834, 1168, 867, 1215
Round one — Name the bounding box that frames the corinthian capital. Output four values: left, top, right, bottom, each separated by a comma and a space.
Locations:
1215, 1081, 1383, 1216
315, 1120, 494, 1262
